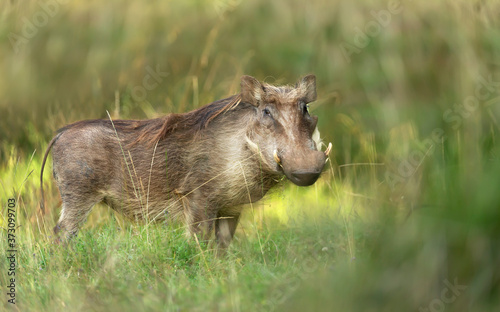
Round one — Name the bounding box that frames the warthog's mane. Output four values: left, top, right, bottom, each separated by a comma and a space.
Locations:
135, 94, 247, 145
57, 94, 247, 146
56, 83, 305, 147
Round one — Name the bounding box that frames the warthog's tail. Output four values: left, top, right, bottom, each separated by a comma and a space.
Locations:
40, 133, 61, 215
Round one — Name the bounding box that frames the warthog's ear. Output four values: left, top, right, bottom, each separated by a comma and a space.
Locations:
297, 74, 317, 103
240, 75, 264, 107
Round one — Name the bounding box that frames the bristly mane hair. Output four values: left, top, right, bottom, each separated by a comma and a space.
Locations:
135, 94, 243, 146
58, 94, 244, 147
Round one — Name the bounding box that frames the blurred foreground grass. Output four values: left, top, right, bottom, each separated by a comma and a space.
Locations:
1, 0, 500, 311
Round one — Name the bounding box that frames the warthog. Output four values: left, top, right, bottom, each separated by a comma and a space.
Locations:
40, 75, 331, 248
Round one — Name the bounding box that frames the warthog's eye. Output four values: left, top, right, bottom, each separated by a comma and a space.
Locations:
263, 107, 272, 117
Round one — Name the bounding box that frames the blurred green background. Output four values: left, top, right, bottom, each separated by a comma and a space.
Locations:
1, 0, 500, 311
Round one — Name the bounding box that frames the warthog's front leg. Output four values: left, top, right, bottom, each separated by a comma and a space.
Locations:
215, 213, 240, 251
178, 190, 216, 243
190, 217, 215, 243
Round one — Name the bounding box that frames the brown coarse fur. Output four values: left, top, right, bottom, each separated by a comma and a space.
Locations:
41, 75, 327, 249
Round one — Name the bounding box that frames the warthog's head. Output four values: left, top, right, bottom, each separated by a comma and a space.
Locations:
242, 75, 331, 186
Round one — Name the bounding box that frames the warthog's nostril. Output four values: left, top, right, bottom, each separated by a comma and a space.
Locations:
290, 170, 321, 187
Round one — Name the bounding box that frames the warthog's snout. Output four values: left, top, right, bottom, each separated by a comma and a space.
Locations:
290, 170, 322, 186
274, 143, 331, 187
282, 149, 327, 186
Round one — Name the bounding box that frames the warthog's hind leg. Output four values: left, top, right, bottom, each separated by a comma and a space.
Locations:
54, 196, 102, 240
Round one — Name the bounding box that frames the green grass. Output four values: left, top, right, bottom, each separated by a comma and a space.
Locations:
1, 0, 500, 311
2, 166, 354, 311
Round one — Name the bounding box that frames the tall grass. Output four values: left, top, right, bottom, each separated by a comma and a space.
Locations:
1, 0, 500, 311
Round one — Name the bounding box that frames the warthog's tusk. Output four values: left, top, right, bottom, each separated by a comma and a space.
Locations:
324, 142, 332, 156
273, 149, 281, 165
